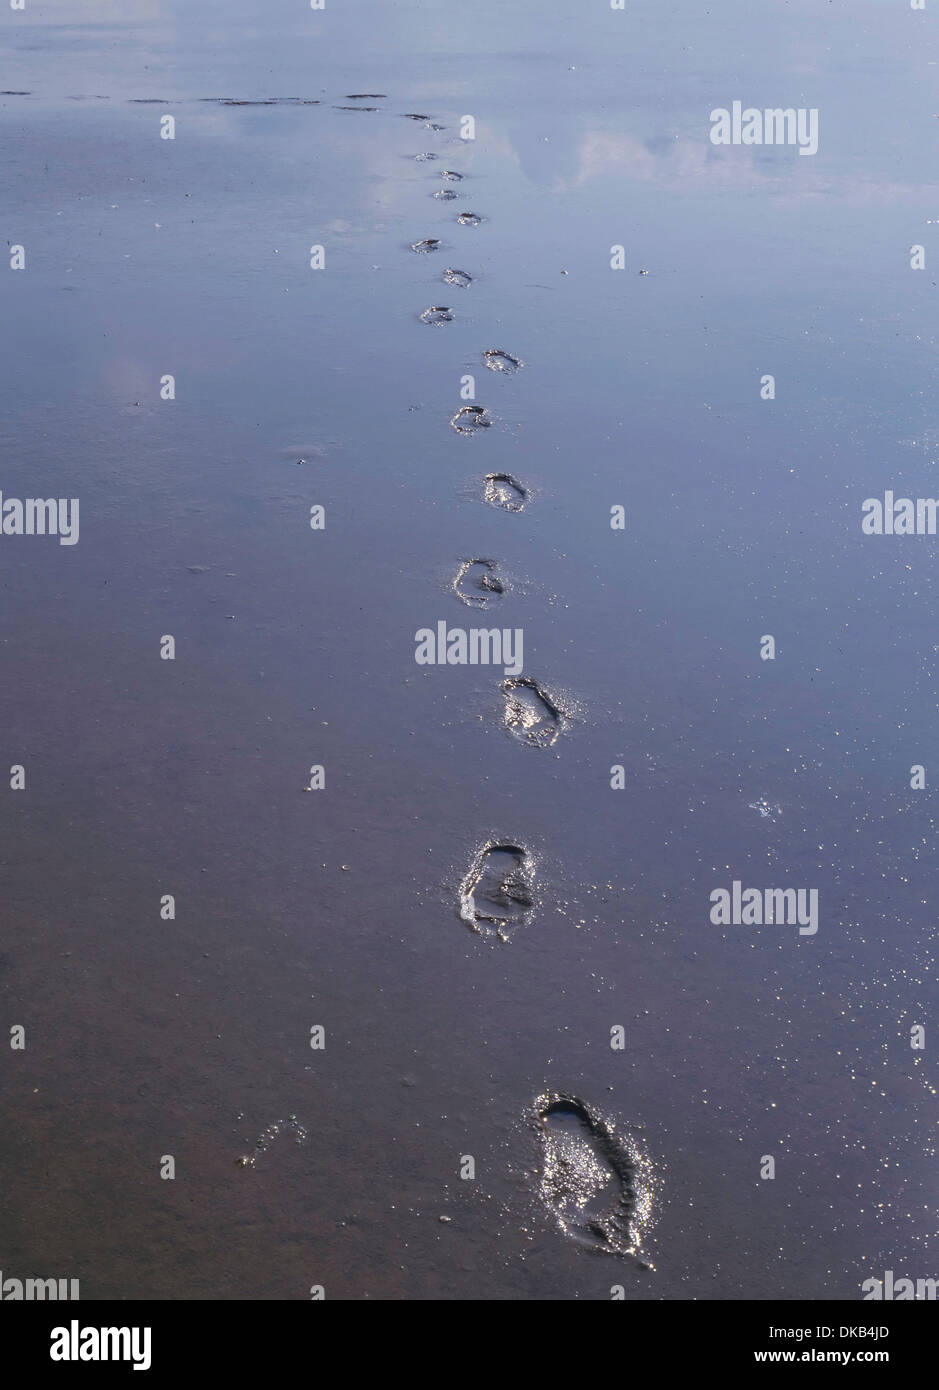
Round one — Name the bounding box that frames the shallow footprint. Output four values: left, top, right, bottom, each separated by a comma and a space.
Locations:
451, 405, 491, 434
484, 348, 522, 374
442, 170, 464, 181
420, 305, 453, 325
459, 842, 534, 941
411, 238, 441, 253
534, 1093, 650, 1256
433, 188, 460, 200
502, 677, 564, 746
457, 212, 484, 226
236, 1114, 309, 1169
443, 268, 472, 288
484, 472, 526, 510
454, 558, 504, 608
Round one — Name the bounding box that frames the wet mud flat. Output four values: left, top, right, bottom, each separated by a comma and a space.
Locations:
0, 0, 934, 1303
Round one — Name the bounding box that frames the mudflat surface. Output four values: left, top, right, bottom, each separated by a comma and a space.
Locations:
0, 0, 935, 1299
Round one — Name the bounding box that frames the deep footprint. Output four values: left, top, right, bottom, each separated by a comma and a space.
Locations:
459, 843, 534, 941
484, 472, 526, 509
443, 268, 472, 288
454, 558, 504, 608
502, 678, 564, 746
534, 1093, 651, 1256
451, 405, 491, 434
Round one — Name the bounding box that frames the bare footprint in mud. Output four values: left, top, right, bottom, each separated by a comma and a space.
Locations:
502, 677, 565, 746
484, 472, 526, 510
459, 842, 534, 941
484, 349, 522, 374
534, 1093, 652, 1257
451, 405, 491, 435
443, 268, 472, 288
411, 238, 441, 253
420, 305, 453, 325
236, 1115, 309, 1169
454, 558, 504, 608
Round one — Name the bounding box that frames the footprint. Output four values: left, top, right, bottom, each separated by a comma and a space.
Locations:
433, 188, 460, 200
202, 97, 320, 106
236, 1114, 309, 1169
451, 405, 491, 435
411, 238, 441, 253
441, 170, 464, 181
403, 112, 431, 120
484, 349, 522, 374
534, 1093, 652, 1256
413, 152, 438, 161
420, 305, 453, 325
425, 121, 446, 132
443, 268, 472, 288
346, 93, 387, 98
457, 212, 484, 226
458, 842, 534, 941
454, 558, 504, 608
334, 104, 379, 111
502, 678, 564, 746
484, 472, 526, 510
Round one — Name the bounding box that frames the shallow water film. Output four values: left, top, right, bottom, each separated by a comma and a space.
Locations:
0, 0, 936, 1315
